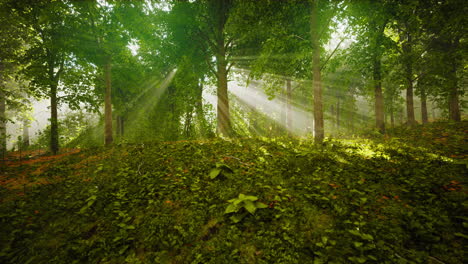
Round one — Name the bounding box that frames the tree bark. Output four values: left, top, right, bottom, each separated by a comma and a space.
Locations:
390, 107, 395, 128
447, 37, 461, 122
448, 64, 461, 122
0, 91, 6, 156
311, 0, 324, 142
216, 38, 231, 136
373, 55, 385, 133
420, 86, 428, 124
336, 98, 340, 129
22, 119, 29, 148
104, 59, 113, 145
50, 82, 59, 154
403, 31, 416, 126
286, 78, 292, 135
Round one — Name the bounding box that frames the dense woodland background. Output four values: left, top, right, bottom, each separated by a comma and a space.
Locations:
0, 0, 465, 153
0, 1, 467, 263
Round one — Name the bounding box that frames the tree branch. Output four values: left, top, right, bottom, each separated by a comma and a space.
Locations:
321, 37, 346, 71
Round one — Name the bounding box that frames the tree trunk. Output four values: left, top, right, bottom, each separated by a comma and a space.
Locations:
116, 116, 124, 137
286, 78, 292, 135
420, 86, 428, 124
336, 98, 340, 129
406, 79, 415, 125
390, 108, 395, 128
448, 64, 461, 122
0, 91, 6, 157
22, 119, 29, 149
50, 82, 59, 154
373, 54, 385, 133
448, 37, 461, 122
104, 59, 113, 145
311, 0, 324, 142
116, 116, 121, 137
216, 42, 231, 136
403, 31, 416, 126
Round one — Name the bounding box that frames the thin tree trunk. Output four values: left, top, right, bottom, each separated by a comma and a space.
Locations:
104, 59, 113, 145
390, 107, 394, 128
50, 82, 59, 154
373, 55, 385, 133
403, 32, 416, 126
420, 86, 428, 124
336, 98, 340, 129
116, 116, 121, 137
116, 116, 124, 137
448, 37, 461, 122
120, 118, 124, 136
286, 78, 292, 135
22, 119, 29, 148
0, 91, 6, 157
448, 64, 461, 122
216, 45, 231, 136
406, 79, 415, 125
311, 0, 324, 142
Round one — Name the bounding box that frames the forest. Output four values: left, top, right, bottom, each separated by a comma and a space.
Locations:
0, 0, 466, 263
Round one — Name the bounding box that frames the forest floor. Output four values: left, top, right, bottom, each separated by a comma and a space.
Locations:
0, 122, 466, 264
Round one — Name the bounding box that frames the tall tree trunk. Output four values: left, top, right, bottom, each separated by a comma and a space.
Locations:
22, 119, 29, 148
50, 82, 59, 154
336, 98, 340, 129
0, 63, 6, 157
420, 86, 428, 124
116, 116, 121, 138
286, 78, 292, 135
448, 64, 461, 122
448, 37, 461, 122
373, 55, 385, 133
311, 0, 324, 142
116, 116, 124, 137
216, 42, 231, 136
104, 58, 113, 145
390, 107, 395, 128
405, 78, 415, 125
403, 32, 416, 126
0, 91, 6, 157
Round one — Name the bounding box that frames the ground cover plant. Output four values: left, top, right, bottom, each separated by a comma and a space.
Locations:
0, 122, 466, 264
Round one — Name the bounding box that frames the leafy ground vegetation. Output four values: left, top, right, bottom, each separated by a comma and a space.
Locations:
0, 122, 466, 264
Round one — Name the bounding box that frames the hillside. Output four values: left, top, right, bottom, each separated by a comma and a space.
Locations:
0, 122, 466, 264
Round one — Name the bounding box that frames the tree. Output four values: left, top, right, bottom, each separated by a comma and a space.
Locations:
15, 0, 72, 154
71, 0, 142, 145
418, 0, 466, 121
346, 0, 395, 133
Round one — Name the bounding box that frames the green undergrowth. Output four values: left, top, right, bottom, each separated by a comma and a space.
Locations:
0, 126, 467, 263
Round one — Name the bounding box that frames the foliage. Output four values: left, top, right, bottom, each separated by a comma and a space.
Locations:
0, 122, 466, 263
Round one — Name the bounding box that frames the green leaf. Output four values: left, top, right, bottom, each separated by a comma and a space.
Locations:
225, 204, 238, 214
361, 233, 374, 241
354, 242, 363, 248
244, 195, 258, 201
209, 168, 222, 179
244, 200, 257, 214
454, 232, 468, 239
255, 202, 268, 208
